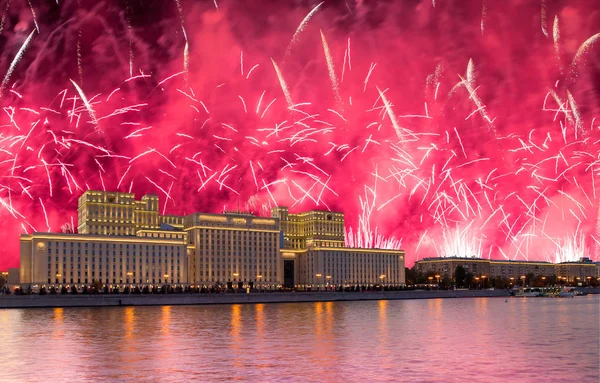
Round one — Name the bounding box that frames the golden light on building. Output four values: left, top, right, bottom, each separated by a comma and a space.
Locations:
273, 206, 405, 287
18, 190, 409, 290
412, 257, 598, 286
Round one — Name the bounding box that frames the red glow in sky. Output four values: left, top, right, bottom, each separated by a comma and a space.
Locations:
0, 0, 598, 269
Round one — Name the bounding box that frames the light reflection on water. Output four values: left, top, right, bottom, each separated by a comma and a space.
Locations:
0, 296, 598, 382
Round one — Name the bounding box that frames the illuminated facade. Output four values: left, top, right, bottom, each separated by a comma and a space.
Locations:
272, 207, 345, 249
272, 207, 405, 287
77, 190, 160, 236
185, 213, 281, 287
19, 191, 406, 290
413, 257, 599, 282
20, 230, 188, 287
22, 190, 187, 288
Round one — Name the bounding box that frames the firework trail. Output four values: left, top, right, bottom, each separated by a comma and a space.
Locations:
69, 79, 98, 129
1, 29, 36, 97
284, 1, 324, 61
320, 30, 342, 108
0, 0, 598, 271
271, 58, 292, 108
0, 0, 11, 36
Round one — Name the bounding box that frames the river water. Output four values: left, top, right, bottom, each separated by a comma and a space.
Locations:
0, 296, 598, 382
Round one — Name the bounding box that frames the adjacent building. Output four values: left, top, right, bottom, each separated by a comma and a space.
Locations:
20, 230, 188, 287
77, 191, 160, 236
413, 256, 599, 283
185, 212, 281, 288
272, 207, 405, 288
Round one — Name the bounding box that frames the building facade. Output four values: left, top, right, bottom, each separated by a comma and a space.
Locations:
7, 268, 19, 286
18, 191, 406, 290
20, 231, 188, 287
77, 190, 160, 236
185, 212, 281, 288
413, 257, 599, 283
273, 207, 405, 287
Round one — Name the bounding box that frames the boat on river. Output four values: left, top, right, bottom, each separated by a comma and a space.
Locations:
512, 287, 544, 297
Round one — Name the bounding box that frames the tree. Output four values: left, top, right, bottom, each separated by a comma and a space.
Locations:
60, 286, 68, 294
464, 272, 474, 289
71, 285, 78, 295
91, 280, 103, 294
39, 286, 47, 295
405, 267, 417, 285
82, 285, 89, 294
526, 272, 535, 287
49, 286, 57, 295
455, 266, 467, 288
0, 275, 5, 291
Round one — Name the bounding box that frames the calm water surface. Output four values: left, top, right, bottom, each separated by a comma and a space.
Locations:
1, 296, 598, 382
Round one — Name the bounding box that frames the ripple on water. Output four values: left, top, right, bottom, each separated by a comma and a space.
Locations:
0, 296, 598, 382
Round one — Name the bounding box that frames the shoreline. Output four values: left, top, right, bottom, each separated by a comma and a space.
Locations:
2, 288, 597, 309
2, 290, 512, 309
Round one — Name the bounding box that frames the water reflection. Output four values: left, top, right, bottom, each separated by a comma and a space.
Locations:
124, 307, 135, 340
161, 306, 171, 336
255, 303, 264, 337
0, 296, 598, 382
53, 307, 64, 339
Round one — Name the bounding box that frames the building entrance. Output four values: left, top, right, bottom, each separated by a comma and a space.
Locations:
284, 260, 295, 288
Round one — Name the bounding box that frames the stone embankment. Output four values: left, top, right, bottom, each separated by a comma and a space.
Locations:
0, 290, 512, 309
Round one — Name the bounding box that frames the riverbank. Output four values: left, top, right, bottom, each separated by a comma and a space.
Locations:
0, 289, 514, 309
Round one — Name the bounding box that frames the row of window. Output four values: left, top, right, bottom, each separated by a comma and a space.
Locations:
49, 278, 181, 284
48, 242, 181, 250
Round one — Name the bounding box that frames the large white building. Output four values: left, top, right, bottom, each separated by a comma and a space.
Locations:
18, 191, 406, 290
20, 230, 188, 287
272, 207, 405, 288
185, 212, 281, 288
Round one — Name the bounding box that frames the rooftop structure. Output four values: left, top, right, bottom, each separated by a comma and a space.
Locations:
272, 206, 405, 287
77, 190, 160, 236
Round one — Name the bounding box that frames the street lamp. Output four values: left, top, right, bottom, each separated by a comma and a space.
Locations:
316, 274, 322, 291
126, 271, 133, 284
435, 274, 441, 288
232, 272, 239, 291
481, 275, 486, 289
474, 277, 480, 290
256, 274, 263, 293
56, 273, 62, 284
521, 275, 526, 287
379, 275, 386, 291
326, 275, 332, 291
164, 274, 169, 286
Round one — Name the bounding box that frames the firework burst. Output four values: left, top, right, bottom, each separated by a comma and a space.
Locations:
0, 0, 598, 270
